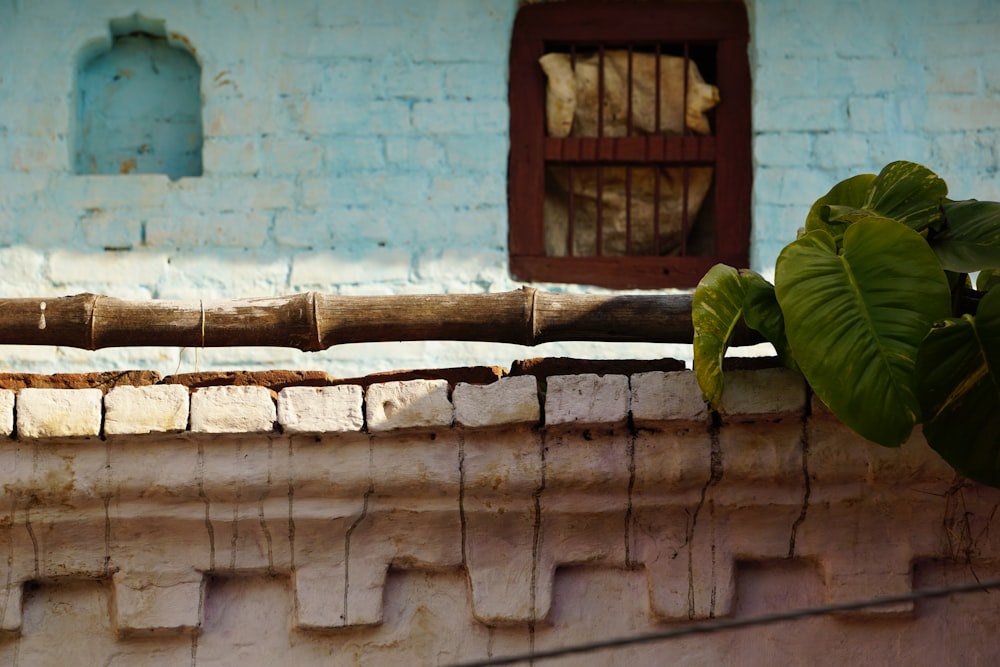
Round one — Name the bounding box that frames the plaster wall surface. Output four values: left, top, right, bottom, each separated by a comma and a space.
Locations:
0, 0, 998, 375
0, 367, 998, 665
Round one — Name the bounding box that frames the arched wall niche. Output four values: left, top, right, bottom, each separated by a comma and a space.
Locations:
74, 13, 203, 180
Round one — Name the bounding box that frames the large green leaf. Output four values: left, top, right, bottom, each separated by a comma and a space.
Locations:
775, 219, 952, 446
930, 200, 1000, 271
917, 287, 1000, 486
803, 162, 947, 242
743, 277, 796, 370
692, 264, 759, 408
863, 161, 947, 232
805, 174, 875, 239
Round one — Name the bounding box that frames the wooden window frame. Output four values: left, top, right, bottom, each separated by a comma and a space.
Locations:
508, 1, 751, 289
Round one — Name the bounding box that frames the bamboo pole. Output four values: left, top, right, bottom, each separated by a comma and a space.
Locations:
0, 289, 763, 351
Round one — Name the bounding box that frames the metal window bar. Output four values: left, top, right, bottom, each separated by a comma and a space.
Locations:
543, 40, 716, 260
567, 45, 577, 257
596, 45, 605, 257
626, 45, 634, 255
652, 43, 662, 255
681, 42, 691, 255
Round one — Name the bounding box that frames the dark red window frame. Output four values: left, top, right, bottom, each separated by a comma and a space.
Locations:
508, 1, 751, 289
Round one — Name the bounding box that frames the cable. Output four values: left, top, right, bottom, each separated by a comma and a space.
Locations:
445, 576, 1000, 667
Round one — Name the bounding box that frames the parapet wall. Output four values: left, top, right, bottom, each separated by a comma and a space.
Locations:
0, 365, 998, 665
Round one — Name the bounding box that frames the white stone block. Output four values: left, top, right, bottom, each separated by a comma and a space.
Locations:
631, 371, 709, 423
17, 388, 102, 439
718, 368, 806, 416
104, 385, 190, 435
189, 386, 276, 434
0, 390, 14, 437
277, 385, 364, 434
453, 376, 539, 428
112, 571, 205, 637
544, 374, 629, 427
366, 379, 452, 432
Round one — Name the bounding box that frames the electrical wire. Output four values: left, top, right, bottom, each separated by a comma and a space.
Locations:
445, 576, 1000, 667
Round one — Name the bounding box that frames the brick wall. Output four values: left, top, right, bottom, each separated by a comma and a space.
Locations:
0, 0, 998, 375
750, 0, 1000, 269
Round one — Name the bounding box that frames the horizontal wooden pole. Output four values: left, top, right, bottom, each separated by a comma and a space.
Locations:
0, 289, 764, 351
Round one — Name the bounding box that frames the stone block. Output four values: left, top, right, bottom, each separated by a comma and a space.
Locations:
111, 571, 205, 637
753, 132, 813, 167
299, 99, 411, 135
464, 511, 542, 624
444, 63, 506, 100
366, 379, 452, 431
544, 374, 629, 427
79, 208, 142, 249
290, 248, 412, 287
0, 582, 21, 633
755, 96, 846, 133
17, 388, 102, 439
47, 250, 169, 286
441, 134, 508, 173
924, 97, 1000, 131
383, 61, 444, 100
718, 368, 806, 417
201, 137, 261, 176
631, 371, 709, 423
0, 390, 14, 437
277, 385, 364, 434
754, 167, 839, 207
189, 386, 276, 434
812, 133, 871, 168
428, 174, 506, 207
847, 96, 887, 132
453, 375, 539, 428
323, 137, 387, 172
411, 101, 508, 134
145, 211, 272, 249
104, 385, 190, 435
385, 137, 444, 169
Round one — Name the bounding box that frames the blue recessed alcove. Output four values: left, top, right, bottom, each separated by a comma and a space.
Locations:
74, 14, 202, 180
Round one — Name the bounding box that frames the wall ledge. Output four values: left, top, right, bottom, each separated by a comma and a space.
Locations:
0, 364, 996, 656
3, 366, 809, 439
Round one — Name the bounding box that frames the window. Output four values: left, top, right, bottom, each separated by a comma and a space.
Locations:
508, 2, 750, 289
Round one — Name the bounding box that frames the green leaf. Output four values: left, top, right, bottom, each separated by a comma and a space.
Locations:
917, 287, 1000, 486
692, 264, 756, 408
742, 277, 796, 370
977, 268, 1000, 293
930, 200, 1000, 272
805, 174, 875, 239
863, 160, 947, 232
775, 219, 952, 446
803, 162, 948, 243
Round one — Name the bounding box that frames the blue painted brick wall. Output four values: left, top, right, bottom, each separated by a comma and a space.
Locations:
0, 0, 997, 374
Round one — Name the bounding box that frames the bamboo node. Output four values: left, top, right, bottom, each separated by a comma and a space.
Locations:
90, 294, 100, 350
525, 286, 538, 345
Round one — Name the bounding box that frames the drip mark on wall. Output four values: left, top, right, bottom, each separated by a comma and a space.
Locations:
686, 415, 724, 619
342, 437, 375, 625
24, 501, 39, 580
458, 433, 468, 566
197, 443, 216, 571
625, 428, 637, 568
230, 442, 243, 572
287, 439, 296, 570
789, 394, 812, 558
529, 433, 548, 663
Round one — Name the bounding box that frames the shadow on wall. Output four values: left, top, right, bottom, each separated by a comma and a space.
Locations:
74, 13, 203, 181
